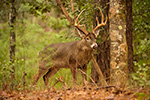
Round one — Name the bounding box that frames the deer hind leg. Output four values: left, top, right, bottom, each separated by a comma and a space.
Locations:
70, 68, 77, 85
33, 68, 47, 85
81, 64, 87, 85
43, 67, 59, 86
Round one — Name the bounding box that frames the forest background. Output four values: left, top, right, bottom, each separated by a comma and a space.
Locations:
0, 0, 150, 99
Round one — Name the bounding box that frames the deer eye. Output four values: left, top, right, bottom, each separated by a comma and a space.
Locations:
86, 37, 90, 40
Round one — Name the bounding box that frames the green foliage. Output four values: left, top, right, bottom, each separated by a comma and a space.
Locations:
136, 92, 150, 100
28, 0, 51, 16
0, 60, 11, 87
131, 61, 150, 87
132, 0, 150, 89
0, 22, 9, 88
133, 0, 150, 61
46, 17, 69, 30
132, 0, 150, 97
0, 0, 10, 22
0, 23, 9, 60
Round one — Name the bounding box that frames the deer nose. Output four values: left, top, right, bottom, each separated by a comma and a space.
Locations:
91, 43, 98, 49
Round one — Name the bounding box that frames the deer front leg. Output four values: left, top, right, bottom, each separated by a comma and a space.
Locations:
33, 68, 47, 85
81, 64, 87, 85
70, 67, 77, 85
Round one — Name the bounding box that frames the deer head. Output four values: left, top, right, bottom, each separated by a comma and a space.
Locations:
74, 8, 107, 49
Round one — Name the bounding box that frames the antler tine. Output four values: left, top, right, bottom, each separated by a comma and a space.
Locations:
99, 7, 108, 25
75, 9, 85, 25
96, 17, 99, 25
74, 9, 89, 35
78, 18, 84, 25
92, 7, 107, 33
98, 7, 104, 24
105, 15, 108, 24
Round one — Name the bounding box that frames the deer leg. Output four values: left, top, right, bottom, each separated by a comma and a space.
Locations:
33, 68, 47, 85
70, 68, 77, 85
81, 64, 87, 85
43, 67, 59, 86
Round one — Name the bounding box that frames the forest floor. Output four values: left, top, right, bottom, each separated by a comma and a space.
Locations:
1, 84, 149, 100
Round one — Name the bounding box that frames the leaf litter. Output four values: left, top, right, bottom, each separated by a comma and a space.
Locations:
0, 85, 140, 100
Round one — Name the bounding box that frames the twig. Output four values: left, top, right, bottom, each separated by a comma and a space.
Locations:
53, 78, 60, 87
53, 77, 68, 87
79, 69, 98, 87
94, 85, 119, 90
128, 87, 143, 100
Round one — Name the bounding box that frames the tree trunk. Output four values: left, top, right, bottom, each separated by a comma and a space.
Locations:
91, 0, 110, 84
126, 0, 133, 73
9, 0, 16, 81
109, 0, 128, 87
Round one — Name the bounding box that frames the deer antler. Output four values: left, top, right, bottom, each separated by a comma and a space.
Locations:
92, 7, 107, 34
74, 9, 89, 35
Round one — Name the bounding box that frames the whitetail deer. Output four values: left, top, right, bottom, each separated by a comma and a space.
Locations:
33, 0, 107, 87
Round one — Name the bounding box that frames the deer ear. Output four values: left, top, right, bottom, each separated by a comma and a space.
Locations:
76, 28, 86, 38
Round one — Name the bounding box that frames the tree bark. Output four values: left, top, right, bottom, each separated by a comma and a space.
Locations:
91, 0, 110, 84
9, 0, 16, 81
109, 0, 128, 87
126, 0, 133, 73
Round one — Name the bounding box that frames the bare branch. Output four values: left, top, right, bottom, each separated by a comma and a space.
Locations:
56, 0, 74, 25
70, 0, 75, 17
